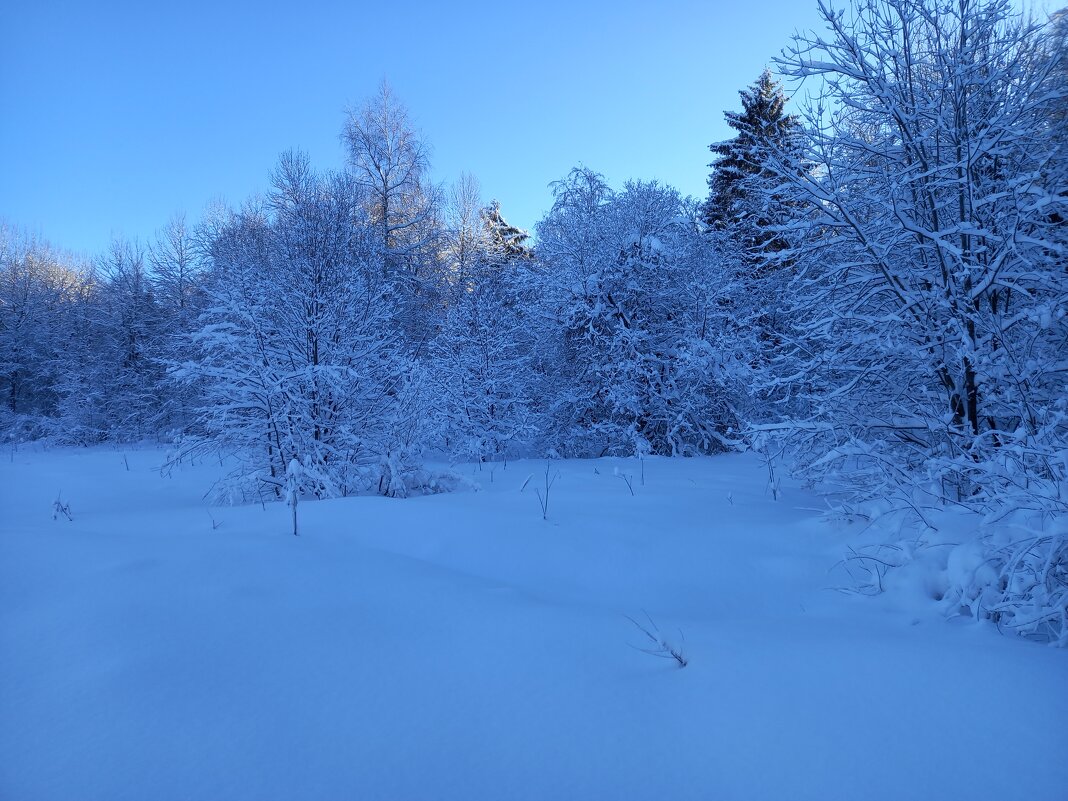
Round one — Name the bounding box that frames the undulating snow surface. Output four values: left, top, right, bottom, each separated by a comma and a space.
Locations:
1, 447, 1065, 801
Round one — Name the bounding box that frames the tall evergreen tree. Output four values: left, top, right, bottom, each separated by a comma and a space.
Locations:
481, 200, 531, 262
703, 69, 801, 272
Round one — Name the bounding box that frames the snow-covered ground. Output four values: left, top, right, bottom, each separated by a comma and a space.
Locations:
1, 447, 1065, 801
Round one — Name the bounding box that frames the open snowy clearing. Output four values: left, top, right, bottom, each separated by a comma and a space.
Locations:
1, 447, 1065, 801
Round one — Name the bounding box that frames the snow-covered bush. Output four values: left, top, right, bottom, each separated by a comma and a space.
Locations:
984, 528, 1068, 645
935, 522, 1068, 646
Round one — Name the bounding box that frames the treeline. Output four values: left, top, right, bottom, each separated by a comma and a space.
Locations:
3, 0, 1066, 637
4, 1, 1065, 496
1, 85, 739, 496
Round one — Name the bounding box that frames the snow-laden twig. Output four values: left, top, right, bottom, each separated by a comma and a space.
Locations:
626, 611, 688, 667
534, 460, 559, 521
52, 491, 72, 522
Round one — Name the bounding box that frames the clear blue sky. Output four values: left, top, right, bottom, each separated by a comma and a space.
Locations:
1, 0, 828, 258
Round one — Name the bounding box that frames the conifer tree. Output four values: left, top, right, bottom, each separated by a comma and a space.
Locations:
703, 69, 801, 272
480, 200, 531, 262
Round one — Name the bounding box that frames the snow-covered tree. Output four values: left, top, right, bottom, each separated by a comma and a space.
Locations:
176, 152, 432, 500
51, 238, 169, 443
430, 260, 540, 463
763, 0, 1067, 500
149, 213, 202, 324
536, 169, 737, 456
342, 82, 444, 344
432, 186, 539, 462
147, 214, 206, 434
0, 225, 82, 435
442, 172, 490, 287
482, 199, 531, 262
703, 69, 802, 272
749, 0, 1067, 640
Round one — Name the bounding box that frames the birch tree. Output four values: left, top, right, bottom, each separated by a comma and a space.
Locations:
342, 82, 443, 343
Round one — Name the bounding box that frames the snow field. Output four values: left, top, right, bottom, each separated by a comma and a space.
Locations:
1, 447, 1066, 801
